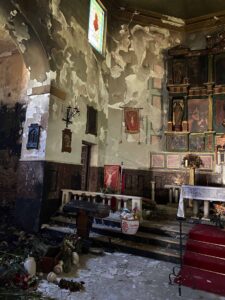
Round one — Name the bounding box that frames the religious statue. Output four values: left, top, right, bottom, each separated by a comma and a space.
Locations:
173, 101, 184, 131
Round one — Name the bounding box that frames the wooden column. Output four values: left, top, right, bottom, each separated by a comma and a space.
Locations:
207, 55, 214, 132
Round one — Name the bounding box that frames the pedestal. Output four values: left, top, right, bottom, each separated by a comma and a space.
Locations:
188, 167, 195, 207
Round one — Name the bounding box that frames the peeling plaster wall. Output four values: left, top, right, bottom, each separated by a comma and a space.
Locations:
44, 0, 109, 167
0, 51, 29, 105
105, 23, 183, 169
0, 0, 184, 171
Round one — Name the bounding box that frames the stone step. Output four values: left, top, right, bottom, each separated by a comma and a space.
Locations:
90, 234, 180, 264
91, 223, 185, 251
51, 213, 192, 239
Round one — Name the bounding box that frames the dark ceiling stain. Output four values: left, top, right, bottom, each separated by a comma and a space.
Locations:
115, 0, 225, 19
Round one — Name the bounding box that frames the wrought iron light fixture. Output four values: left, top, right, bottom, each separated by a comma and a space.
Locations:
62, 104, 80, 128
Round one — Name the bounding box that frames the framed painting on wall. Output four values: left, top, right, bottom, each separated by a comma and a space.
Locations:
199, 155, 213, 170
62, 128, 72, 153
166, 133, 188, 152
151, 153, 165, 168
213, 97, 225, 133
189, 133, 205, 152
188, 99, 208, 132
166, 154, 181, 169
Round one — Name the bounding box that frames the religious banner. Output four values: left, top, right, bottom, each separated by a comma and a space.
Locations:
104, 165, 121, 191
124, 108, 140, 134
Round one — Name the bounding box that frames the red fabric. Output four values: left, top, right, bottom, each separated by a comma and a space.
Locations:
186, 239, 225, 259
189, 224, 225, 245
183, 251, 225, 274
176, 224, 225, 296
176, 265, 225, 296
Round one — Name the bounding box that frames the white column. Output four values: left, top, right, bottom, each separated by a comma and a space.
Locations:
193, 200, 199, 218
151, 181, 155, 202
174, 188, 179, 203
203, 200, 210, 220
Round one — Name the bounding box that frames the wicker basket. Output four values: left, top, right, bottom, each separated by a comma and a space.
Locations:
121, 219, 139, 235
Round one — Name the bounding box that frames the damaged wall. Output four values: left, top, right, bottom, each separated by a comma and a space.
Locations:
105, 23, 183, 169
0, 50, 29, 206
45, 0, 109, 169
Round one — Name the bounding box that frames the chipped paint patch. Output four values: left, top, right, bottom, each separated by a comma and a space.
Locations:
161, 15, 185, 27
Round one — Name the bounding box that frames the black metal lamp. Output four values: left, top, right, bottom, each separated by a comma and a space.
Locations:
62, 104, 80, 128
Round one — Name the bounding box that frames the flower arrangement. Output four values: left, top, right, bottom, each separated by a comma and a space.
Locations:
214, 203, 225, 216
181, 154, 203, 168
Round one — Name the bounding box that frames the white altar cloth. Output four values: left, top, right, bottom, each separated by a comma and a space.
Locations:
177, 185, 225, 218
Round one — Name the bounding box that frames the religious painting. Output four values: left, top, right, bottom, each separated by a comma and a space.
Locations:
166, 154, 181, 169
88, 0, 107, 55
213, 98, 225, 133
124, 108, 140, 134
188, 99, 208, 132
104, 165, 121, 192
189, 134, 205, 152
199, 155, 213, 170
188, 55, 207, 86
150, 153, 165, 168
205, 132, 214, 152
62, 128, 72, 153
166, 133, 188, 152
214, 53, 225, 85
26, 123, 41, 150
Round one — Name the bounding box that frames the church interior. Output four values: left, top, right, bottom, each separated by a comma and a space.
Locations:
1, 0, 225, 298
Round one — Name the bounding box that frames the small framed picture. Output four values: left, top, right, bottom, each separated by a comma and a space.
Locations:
199, 155, 213, 170
166, 154, 181, 169
62, 128, 72, 153
26, 123, 41, 150
189, 133, 205, 152
166, 133, 188, 152
151, 153, 165, 168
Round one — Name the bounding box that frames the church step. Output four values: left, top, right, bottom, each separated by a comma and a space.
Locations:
94, 217, 192, 238
90, 234, 180, 264
50, 214, 190, 245
91, 223, 184, 251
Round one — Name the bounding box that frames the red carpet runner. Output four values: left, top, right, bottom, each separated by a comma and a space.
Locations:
176, 224, 225, 296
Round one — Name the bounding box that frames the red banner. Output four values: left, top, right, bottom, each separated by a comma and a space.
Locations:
124, 108, 140, 134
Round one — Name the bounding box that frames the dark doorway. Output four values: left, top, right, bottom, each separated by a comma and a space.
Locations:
81, 142, 91, 190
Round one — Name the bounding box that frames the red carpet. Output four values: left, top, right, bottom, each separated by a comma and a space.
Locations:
176, 224, 225, 296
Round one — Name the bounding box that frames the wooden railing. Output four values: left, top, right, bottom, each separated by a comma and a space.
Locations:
61, 189, 145, 219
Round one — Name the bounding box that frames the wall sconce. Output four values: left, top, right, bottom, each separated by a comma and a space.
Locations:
62, 104, 80, 128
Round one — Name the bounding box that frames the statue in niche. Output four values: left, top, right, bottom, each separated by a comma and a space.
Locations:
173, 61, 185, 84
173, 100, 184, 131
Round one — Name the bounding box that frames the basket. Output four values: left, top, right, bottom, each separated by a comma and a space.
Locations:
121, 219, 139, 235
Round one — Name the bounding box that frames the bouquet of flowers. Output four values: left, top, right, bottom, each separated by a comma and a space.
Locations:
181, 154, 203, 168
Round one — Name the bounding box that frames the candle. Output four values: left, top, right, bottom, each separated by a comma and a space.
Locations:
185, 159, 188, 167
